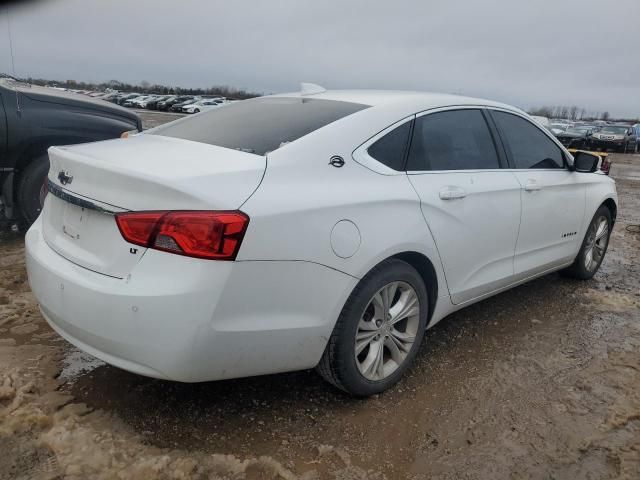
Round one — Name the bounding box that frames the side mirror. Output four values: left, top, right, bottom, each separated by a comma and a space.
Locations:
573, 151, 600, 173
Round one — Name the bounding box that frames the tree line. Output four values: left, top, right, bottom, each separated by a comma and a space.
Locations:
20, 77, 262, 100
528, 105, 637, 123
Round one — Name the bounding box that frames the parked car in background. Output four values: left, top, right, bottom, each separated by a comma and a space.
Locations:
530, 115, 551, 130
157, 95, 191, 111
182, 98, 226, 113
550, 122, 570, 135
117, 93, 142, 106
145, 95, 171, 110
25, 89, 616, 396
124, 95, 152, 108
590, 125, 637, 153
100, 92, 120, 102
555, 125, 595, 149
0, 78, 140, 225
134, 95, 162, 109
170, 97, 200, 112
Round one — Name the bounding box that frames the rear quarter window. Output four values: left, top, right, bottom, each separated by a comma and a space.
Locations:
149, 97, 369, 156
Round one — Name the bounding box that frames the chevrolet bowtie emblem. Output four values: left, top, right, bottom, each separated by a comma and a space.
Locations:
58, 170, 73, 185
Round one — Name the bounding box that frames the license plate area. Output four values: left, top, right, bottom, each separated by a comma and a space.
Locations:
62, 203, 90, 241
42, 194, 146, 278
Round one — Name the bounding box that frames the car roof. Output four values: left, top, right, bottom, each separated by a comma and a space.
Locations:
272, 89, 523, 114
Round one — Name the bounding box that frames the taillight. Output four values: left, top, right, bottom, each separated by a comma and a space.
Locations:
115, 211, 249, 260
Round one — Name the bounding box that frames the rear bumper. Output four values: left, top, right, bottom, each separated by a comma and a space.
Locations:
25, 216, 357, 382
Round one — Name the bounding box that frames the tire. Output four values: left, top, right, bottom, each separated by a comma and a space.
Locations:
17, 154, 49, 225
316, 258, 428, 396
562, 206, 612, 280
17, 154, 50, 225
194, 109, 200, 113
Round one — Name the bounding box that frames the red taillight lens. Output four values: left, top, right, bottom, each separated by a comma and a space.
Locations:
115, 211, 249, 260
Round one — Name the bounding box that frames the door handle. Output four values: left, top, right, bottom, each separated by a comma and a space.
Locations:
524, 180, 541, 192
439, 186, 467, 200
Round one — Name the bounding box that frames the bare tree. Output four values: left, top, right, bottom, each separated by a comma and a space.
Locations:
569, 106, 578, 120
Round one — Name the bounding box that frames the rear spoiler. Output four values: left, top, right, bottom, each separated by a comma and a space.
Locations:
568, 148, 611, 175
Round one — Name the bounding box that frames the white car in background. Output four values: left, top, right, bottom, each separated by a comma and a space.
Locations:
182, 98, 227, 113
135, 95, 162, 108
530, 115, 550, 130
25, 87, 617, 396
131, 95, 161, 108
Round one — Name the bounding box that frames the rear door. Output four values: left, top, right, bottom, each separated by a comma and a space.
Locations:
406, 108, 522, 305
489, 110, 585, 277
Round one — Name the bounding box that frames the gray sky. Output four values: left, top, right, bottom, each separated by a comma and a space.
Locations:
2, 0, 639, 117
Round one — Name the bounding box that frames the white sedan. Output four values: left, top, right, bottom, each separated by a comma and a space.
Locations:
25, 87, 617, 396
182, 99, 226, 114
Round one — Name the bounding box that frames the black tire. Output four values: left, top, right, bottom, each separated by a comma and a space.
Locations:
562, 205, 612, 280
194, 108, 200, 113
17, 154, 50, 225
316, 258, 428, 397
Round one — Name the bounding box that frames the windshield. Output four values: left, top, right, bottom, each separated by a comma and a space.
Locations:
150, 96, 369, 155
600, 126, 628, 134
551, 124, 567, 131
566, 127, 590, 134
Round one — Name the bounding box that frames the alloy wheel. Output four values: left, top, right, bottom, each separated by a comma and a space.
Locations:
355, 281, 420, 381
584, 216, 609, 272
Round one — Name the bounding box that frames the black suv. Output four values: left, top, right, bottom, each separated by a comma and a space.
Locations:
0, 78, 141, 225
590, 125, 638, 153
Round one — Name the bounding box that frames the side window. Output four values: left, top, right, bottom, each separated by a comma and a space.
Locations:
492, 111, 565, 169
367, 121, 412, 171
406, 109, 500, 171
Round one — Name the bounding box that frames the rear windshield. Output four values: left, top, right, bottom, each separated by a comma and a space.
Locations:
149, 96, 369, 155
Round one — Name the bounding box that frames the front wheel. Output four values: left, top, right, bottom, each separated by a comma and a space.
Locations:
562, 206, 612, 279
317, 259, 428, 396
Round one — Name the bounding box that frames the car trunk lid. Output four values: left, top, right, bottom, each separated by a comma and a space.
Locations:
42, 134, 266, 278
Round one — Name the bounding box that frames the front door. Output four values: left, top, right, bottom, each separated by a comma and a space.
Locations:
489, 110, 585, 277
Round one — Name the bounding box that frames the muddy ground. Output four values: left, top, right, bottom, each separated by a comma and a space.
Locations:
1, 112, 638, 479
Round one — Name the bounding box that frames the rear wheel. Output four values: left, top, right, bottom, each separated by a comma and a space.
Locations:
562, 206, 612, 280
317, 259, 428, 396
17, 155, 50, 225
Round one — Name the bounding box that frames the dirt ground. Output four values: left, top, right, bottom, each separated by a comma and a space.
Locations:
1, 112, 638, 479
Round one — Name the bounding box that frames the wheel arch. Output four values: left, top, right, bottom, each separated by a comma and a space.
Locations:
358, 250, 439, 325
392, 251, 438, 324
601, 197, 617, 225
